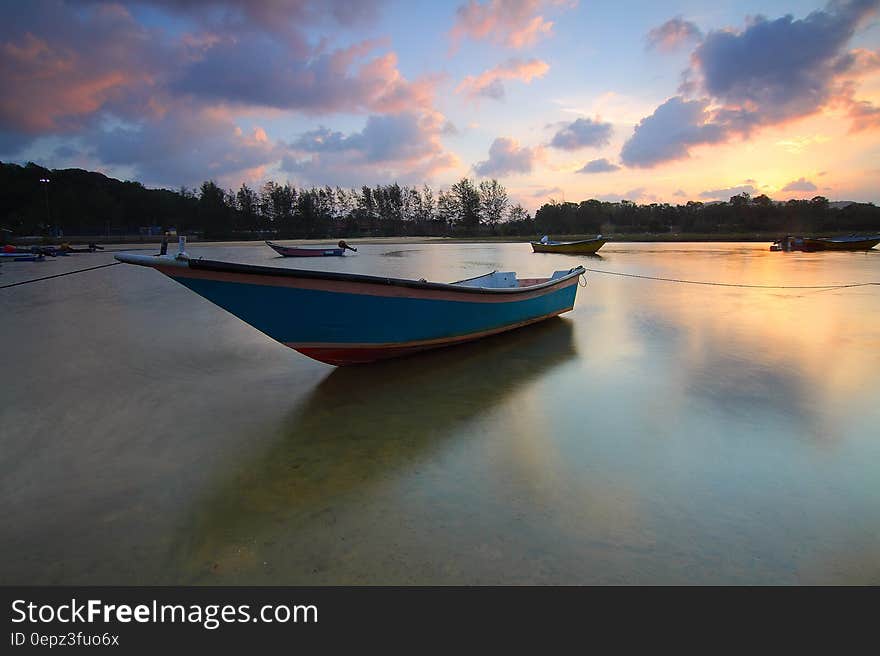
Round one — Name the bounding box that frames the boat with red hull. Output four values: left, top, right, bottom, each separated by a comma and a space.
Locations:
116, 246, 584, 366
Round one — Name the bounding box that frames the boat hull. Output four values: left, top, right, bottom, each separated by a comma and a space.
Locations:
801, 237, 880, 251
266, 241, 345, 257
531, 239, 606, 254
144, 259, 582, 365
773, 235, 880, 251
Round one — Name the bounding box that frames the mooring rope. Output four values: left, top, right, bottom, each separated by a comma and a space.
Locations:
2, 260, 876, 291
0, 261, 122, 289
581, 267, 879, 290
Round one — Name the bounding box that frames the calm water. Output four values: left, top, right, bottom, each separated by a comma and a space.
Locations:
1, 241, 879, 584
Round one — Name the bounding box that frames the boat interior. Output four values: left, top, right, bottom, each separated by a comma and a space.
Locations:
454, 270, 570, 289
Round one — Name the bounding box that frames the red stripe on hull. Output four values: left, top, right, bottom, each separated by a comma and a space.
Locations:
158, 265, 580, 303
289, 308, 573, 365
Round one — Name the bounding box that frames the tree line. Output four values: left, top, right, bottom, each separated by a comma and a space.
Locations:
1, 161, 878, 240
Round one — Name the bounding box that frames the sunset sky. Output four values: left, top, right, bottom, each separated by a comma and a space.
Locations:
2, 0, 879, 210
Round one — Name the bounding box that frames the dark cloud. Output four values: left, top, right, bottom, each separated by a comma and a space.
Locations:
53, 145, 80, 159
620, 1, 880, 168
698, 184, 757, 200
173, 38, 436, 114
99, 0, 383, 35
549, 118, 612, 150
782, 177, 817, 192
0, 2, 170, 145
88, 105, 279, 188
620, 97, 726, 167
0, 130, 33, 155
691, 0, 879, 131
474, 137, 540, 176
646, 17, 702, 52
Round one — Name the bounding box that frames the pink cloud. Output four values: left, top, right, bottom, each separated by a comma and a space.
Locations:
456, 58, 549, 100
646, 17, 702, 52
449, 1, 570, 50
836, 48, 880, 75
848, 98, 880, 132
0, 8, 163, 135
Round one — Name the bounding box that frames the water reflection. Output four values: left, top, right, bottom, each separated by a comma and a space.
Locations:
3, 242, 880, 584
173, 319, 577, 582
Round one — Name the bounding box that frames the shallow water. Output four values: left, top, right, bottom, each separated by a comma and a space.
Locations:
1, 241, 879, 584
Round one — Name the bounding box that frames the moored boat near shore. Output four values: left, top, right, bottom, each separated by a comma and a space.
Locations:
531, 236, 606, 254
116, 245, 585, 366
266, 240, 356, 257
771, 235, 880, 251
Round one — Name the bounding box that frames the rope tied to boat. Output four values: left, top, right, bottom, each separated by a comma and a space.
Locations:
579, 267, 880, 290
0, 261, 122, 289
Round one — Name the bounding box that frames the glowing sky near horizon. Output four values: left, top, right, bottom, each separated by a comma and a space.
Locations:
1, 0, 879, 210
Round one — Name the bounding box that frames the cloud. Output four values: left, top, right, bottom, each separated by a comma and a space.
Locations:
0, 4, 168, 141
142, 0, 385, 33
283, 112, 458, 187
450, 0, 569, 49
690, 0, 879, 131
620, 1, 880, 167
292, 113, 441, 163
577, 158, 620, 173
532, 186, 563, 197
673, 189, 687, 197
698, 184, 757, 200
646, 17, 702, 52
620, 97, 726, 167
0, 0, 454, 191
833, 47, 880, 75
474, 137, 541, 176
174, 39, 438, 115
456, 58, 549, 100
88, 105, 280, 188
782, 177, 818, 192
549, 117, 613, 150
847, 98, 880, 131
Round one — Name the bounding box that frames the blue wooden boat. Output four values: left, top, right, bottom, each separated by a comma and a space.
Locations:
116, 247, 585, 365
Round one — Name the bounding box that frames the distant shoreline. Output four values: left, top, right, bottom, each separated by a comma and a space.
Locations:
12, 231, 878, 246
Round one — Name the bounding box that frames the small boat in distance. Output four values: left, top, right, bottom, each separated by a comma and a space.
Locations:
266, 240, 357, 257
531, 236, 606, 255
0, 252, 44, 261
116, 240, 585, 366
771, 235, 880, 251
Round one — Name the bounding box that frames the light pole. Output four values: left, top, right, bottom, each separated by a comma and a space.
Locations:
39, 178, 52, 235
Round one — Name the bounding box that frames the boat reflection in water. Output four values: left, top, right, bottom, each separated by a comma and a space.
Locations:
170, 318, 578, 583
